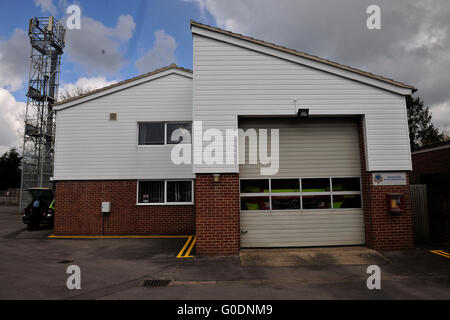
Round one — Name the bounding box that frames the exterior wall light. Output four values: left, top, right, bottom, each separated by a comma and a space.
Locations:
213, 174, 221, 183
297, 109, 309, 119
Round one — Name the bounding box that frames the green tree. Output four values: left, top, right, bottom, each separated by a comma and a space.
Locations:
59, 86, 92, 101
406, 95, 445, 149
0, 148, 22, 190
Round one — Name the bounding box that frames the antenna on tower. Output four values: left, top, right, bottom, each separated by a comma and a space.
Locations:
19, 16, 66, 212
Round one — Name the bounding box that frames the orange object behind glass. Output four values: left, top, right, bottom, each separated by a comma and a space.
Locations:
388, 194, 404, 214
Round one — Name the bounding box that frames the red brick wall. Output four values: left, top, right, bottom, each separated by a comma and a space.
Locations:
195, 174, 240, 255
54, 181, 195, 235
358, 119, 414, 250
411, 147, 450, 183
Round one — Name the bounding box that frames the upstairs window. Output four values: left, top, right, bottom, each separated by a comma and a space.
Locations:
167, 122, 192, 144
138, 122, 192, 145
138, 123, 165, 145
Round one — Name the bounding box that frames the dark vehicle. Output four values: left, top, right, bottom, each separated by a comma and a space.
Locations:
22, 188, 55, 230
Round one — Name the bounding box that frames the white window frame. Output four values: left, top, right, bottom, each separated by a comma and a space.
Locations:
137, 122, 166, 146
240, 177, 362, 212
136, 180, 194, 206
137, 121, 192, 147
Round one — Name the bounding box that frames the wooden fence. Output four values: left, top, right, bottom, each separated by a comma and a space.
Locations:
410, 184, 430, 243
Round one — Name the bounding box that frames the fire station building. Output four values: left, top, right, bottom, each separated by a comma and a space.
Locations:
52, 21, 416, 255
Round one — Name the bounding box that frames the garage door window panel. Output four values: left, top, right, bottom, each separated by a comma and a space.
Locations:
332, 178, 361, 192
240, 179, 270, 193
332, 194, 362, 209
240, 177, 361, 211
302, 178, 331, 192
271, 179, 300, 193
241, 196, 270, 211
302, 195, 332, 209
331, 178, 362, 209
272, 196, 301, 210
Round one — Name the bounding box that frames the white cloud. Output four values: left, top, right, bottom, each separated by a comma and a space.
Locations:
59, 76, 118, 99
135, 30, 178, 74
115, 15, 136, 41
33, 0, 57, 15
430, 101, 450, 132
0, 29, 30, 92
0, 88, 25, 152
403, 27, 448, 52
65, 14, 136, 74
187, 0, 450, 132
184, 0, 252, 33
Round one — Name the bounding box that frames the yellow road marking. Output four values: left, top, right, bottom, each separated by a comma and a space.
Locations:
183, 236, 197, 258
432, 251, 450, 258
177, 236, 193, 258
49, 234, 197, 259
431, 250, 450, 256
430, 250, 450, 258
48, 235, 191, 239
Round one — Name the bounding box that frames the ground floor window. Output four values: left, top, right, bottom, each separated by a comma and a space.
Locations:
138, 181, 164, 203
138, 180, 194, 205
240, 177, 362, 211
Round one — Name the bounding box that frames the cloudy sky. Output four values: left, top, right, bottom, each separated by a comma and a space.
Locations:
1, 0, 449, 154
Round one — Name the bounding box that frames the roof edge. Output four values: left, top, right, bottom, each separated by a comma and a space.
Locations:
190, 20, 416, 93
53, 64, 192, 108
412, 140, 450, 154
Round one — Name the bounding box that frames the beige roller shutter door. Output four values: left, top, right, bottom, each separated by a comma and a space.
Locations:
239, 117, 365, 248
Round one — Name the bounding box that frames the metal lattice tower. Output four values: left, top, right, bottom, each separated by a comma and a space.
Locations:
19, 17, 65, 212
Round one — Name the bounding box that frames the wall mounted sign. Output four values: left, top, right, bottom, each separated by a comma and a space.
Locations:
372, 172, 407, 186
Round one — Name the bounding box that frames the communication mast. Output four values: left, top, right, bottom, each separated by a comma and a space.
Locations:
19, 17, 65, 211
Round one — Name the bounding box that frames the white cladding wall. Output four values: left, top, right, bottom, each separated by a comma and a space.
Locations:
54, 73, 194, 180
193, 34, 412, 174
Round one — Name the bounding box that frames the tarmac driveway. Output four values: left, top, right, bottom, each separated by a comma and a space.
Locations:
0, 205, 449, 300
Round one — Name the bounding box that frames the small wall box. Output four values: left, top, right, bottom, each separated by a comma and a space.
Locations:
101, 202, 111, 214
387, 194, 404, 214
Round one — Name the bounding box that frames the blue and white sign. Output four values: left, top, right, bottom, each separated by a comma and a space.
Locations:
372, 172, 407, 186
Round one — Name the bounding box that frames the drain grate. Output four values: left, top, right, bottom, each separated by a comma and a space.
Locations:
140, 279, 172, 288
